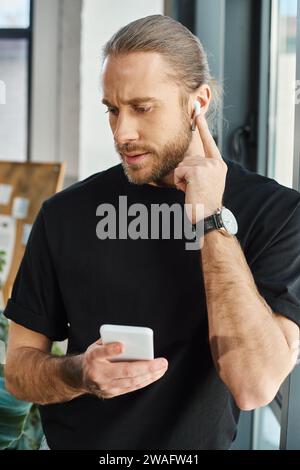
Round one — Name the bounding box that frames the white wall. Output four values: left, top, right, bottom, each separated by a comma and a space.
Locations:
79, 0, 164, 180
31, 0, 164, 184
31, 0, 82, 188
31, 0, 61, 165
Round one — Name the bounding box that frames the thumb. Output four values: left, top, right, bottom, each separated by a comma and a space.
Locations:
92, 338, 124, 359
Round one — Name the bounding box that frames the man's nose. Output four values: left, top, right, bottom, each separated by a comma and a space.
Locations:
113, 114, 139, 145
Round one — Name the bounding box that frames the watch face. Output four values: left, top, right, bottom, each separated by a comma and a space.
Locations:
220, 208, 238, 235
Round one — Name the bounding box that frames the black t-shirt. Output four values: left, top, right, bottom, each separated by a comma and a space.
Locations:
4, 158, 300, 450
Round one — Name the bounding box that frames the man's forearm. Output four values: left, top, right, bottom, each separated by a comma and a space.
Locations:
5, 347, 86, 405
201, 231, 294, 408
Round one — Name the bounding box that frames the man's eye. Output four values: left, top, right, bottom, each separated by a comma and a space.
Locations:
104, 107, 151, 115
105, 108, 118, 115
136, 107, 150, 113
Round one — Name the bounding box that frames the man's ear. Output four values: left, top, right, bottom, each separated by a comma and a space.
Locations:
188, 96, 201, 128
190, 85, 211, 115
187, 96, 198, 129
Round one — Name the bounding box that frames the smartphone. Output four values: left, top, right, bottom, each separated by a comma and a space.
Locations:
99, 324, 154, 362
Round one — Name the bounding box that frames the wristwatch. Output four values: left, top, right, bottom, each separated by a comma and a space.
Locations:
193, 207, 238, 237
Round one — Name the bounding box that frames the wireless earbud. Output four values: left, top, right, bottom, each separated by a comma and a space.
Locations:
194, 100, 201, 116
191, 100, 201, 131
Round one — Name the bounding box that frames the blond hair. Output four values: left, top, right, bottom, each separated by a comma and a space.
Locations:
102, 14, 221, 131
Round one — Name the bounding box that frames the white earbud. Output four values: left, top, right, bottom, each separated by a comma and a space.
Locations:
191, 100, 201, 131
194, 100, 201, 117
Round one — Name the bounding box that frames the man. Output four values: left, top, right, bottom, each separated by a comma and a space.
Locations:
4, 15, 300, 450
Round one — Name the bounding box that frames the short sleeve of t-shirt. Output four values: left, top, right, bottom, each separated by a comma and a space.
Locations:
249, 200, 300, 328
3, 205, 69, 341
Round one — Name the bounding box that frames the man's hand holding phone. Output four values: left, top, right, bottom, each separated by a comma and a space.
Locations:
81, 327, 168, 400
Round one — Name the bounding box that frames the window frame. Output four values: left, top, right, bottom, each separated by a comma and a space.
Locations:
255, 0, 300, 450
279, 0, 300, 449
0, 0, 33, 161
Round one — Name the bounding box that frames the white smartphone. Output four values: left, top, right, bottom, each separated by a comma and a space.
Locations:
99, 324, 154, 362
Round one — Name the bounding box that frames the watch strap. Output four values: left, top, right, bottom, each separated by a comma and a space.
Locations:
204, 212, 222, 233
192, 209, 223, 235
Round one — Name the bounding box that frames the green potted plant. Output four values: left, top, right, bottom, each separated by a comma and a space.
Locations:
0, 250, 6, 275
0, 250, 43, 450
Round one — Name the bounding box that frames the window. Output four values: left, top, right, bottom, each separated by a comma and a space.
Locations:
0, 0, 32, 161
252, 406, 281, 450
0, 0, 30, 28
254, 0, 300, 450
268, 0, 297, 187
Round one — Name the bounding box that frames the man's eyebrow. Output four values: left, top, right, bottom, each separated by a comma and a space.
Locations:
101, 97, 161, 107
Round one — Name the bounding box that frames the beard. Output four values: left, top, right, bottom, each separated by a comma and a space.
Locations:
116, 113, 192, 186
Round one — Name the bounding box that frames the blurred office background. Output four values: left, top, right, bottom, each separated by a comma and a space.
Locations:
0, 0, 299, 450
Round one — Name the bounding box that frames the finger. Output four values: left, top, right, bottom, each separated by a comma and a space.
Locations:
186, 128, 205, 159
174, 165, 193, 189
108, 357, 168, 380
90, 341, 124, 361
101, 369, 166, 398
195, 113, 222, 159
178, 162, 200, 168
178, 156, 206, 166
100, 366, 167, 392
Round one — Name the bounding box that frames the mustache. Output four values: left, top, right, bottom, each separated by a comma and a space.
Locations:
116, 144, 154, 155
